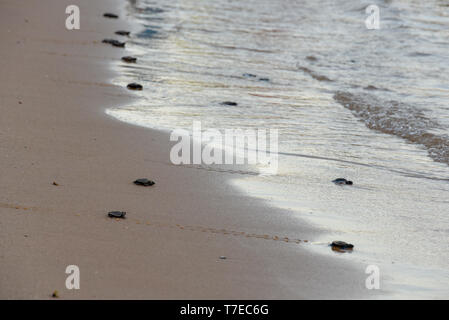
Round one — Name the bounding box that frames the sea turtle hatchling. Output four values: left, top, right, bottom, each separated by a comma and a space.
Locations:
330, 241, 354, 250
332, 178, 353, 185
108, 211, 126, 219
115, 30, 131, 36
103, 13, 119, 19
127, 83, 143, 90
122, 56, 137, 63
220, 101, 238, 106
102, 39, 126, 48
134, 179, 155, 187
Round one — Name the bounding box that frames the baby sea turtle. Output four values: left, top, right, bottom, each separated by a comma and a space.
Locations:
103, 13, 119, 19
108, 211, 126, 219
102, 39, 126, 48
127, 83, 143, 90
115, 30, 130, 36
330, 241, 354, 250
122, 56, 137, 63
220, 101, 238, 106
332, 178, 353, 185
133, 178, 155, 187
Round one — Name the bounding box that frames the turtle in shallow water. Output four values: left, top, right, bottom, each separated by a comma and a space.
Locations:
122, 56, 137, 63
103, 13, 119, 19
134, 178, 155, 187
332, 178, 353, 185
330, 241, 354, 250
127, 83, 143, 90
108, 211, 126, 219
115, 30, 131, 36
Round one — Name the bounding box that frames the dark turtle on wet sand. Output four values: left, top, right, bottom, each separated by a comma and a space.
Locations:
108, 211, 126, 219
103, 13, 119, 19
102, 39, 126, 48
122, 56, 137, 63
220, 101, 238, 106
332, 178, 353, 185
115, 30, 131, 36
127, 83, 143, 90
134, 178, 155, 187
330, 241, 354, 250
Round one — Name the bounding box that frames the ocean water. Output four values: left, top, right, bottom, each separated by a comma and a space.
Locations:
107, 0, 449, 298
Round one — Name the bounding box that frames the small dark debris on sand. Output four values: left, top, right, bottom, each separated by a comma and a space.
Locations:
364, 85, 378, 91
51, 290, 59, 298
115, 30, 131, 36
221, 101, 238, 106
306, 55, 318, 61
122, 56, 137, 63
219, 256, 227, 260
52, 182, 59, 186
134, 178, 155, 187
103, 13, 119, 19
330, 241, 354, 250
258, 77, 270, 82
108, 211, 126, 219
332, 178, 353, 185
102, 39, 126, 48
127, 83, 143, 90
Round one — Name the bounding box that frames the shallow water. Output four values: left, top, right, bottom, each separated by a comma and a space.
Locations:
108, 0, 449, 298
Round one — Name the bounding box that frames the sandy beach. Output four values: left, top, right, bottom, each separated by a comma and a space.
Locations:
0, 0, 374, 299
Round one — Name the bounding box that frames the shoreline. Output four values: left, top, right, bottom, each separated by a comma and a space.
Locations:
0, 0, 373, 299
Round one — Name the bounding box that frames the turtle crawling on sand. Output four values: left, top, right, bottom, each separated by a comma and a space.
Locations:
134, 178, 155, 187
127, 83, 143, 90
220, 101, 238, 106
108, 211, 126, 219
330, 241, 354, 250
115, 30, 131, 36
102, 39, 126, 48
122, 56, 137, 63
103, 13, 119, 19
332, 178, 353, 185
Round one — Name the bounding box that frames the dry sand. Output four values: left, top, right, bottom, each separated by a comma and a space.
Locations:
0, 0, 373, 299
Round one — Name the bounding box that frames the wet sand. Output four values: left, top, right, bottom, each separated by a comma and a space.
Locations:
0, 0, 373, 299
